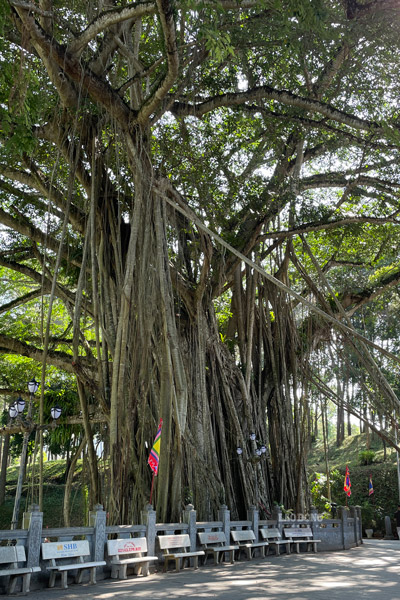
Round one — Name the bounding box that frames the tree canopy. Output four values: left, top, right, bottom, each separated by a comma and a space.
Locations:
1, 0, 400, 524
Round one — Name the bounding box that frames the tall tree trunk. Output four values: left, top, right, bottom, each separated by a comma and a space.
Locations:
0, 434, 10, 506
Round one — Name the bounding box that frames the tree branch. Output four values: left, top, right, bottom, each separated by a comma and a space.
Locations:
0, 289, 43, 314
137, 0, 179, 125
0, 332, 76, 372
260, 215, 400, 241
0, 205, 81, 267
171, 86, 386, 134
12, 6, 134, 130
300, 172, 400, 192
67, 2, 156, 57
0, 256, 78, 308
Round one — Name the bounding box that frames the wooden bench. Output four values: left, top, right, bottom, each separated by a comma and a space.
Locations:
0, 545, 40, 594
106, 537, 158, 579
230, 530, 269, 560
41, 540, 106, 589
158, 534, 204, 572
259, 527, 290, 555
198, 531, 239, 565
283, 527, 321, 553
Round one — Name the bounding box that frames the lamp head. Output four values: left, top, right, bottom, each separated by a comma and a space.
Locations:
16, 397, 26, 414
27, 378, 39, 395
8, 403, 18, 419
50, 405, 62, 420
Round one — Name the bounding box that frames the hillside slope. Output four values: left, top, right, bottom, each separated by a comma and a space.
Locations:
308, 432, 399, 536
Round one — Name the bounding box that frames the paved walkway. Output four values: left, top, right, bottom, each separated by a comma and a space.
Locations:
26, 540, 400, 600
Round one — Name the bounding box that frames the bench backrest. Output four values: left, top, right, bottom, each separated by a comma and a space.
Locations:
42, 540, 90, 560
0, 546, 26, 565
283, 527, 313, 538
158, 534, 191, 552
231, 530, 256, 543
198, 532, 227, 546
107, 537, 148, 557
259, 528, 281, 540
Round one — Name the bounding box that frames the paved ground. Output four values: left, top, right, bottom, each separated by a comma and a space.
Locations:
25, 540, 400, 600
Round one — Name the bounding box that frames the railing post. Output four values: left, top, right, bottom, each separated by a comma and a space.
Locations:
141, 504, 157, 557
247, 505, 259, 540
272, 504, 283, 533
26, 504, 42, 569
183, 503, 197, 551
91, 503, 107, 562
218, 504, 230, 542
339, 506, 350, 550
310, 505, 319, 535
358, 506, 362, 543
349, 506, 360, 546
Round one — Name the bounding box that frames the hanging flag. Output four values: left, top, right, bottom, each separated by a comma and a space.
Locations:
368, 474, 374, 496
148, 418, 163, 476
344, 465, 351, 497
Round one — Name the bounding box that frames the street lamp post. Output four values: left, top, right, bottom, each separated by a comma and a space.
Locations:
9, 379, 62, 529
10, 378, 38, 530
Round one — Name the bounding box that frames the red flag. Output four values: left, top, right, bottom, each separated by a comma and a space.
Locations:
344, 465, 351, 497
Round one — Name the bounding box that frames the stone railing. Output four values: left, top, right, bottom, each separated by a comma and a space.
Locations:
0, 503, 362, 592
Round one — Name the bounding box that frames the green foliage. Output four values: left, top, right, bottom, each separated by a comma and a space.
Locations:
309, 433, 400, 537
183, 486, 194, 506
214, 292, 232, 342
310, 469, 342, 514
360, 501, 384, 533
359, 450, 375, 466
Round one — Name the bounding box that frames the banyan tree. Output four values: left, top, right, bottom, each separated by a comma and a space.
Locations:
1, 0, 400, 524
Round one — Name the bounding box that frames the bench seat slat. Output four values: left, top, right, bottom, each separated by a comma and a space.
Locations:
164, 551, 204, 557
204, 545, 238, 551
46, 560, 106, 571
111, 556, 158, 565
0, 567, 32, 576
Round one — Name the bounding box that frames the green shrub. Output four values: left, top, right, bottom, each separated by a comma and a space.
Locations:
359, 450, 375, 465
360, 500, 384, 532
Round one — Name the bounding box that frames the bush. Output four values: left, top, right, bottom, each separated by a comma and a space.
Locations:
360, 500, 384, 533
359, 450, 375, 465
